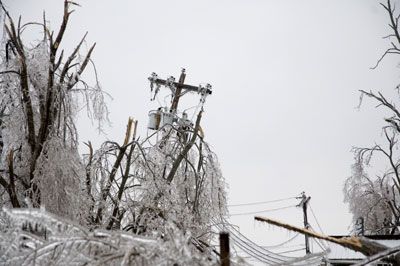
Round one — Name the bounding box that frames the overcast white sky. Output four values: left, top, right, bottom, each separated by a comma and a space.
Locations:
10, 0, 400, 255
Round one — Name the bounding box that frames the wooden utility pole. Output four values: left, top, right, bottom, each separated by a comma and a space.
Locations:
170, 69, 186, 112
297, 192, 311, 254
148, 68, 212, 113
219, 232, 230, 266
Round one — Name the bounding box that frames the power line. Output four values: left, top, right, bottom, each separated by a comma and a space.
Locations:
308, 203, 328, 251
277, 247, 306, 255
230, 205, 296, 216
212, 218, 294, 264
309, 203, 325, 235
309, 225, 327, 252
213, 221, 276, 264
229, 231, 283, 264
214, 222, 286, 264
218, 218, 295, 260
228, 196, 297, 207
213, 218, 326, 266
261, 233, 301, 249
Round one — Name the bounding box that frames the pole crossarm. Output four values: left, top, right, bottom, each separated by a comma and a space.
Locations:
149, 77, 213, 95
148, 69, 212, 113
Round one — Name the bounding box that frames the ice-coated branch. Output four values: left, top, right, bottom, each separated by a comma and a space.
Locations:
372, 0, 400, 69
166, 110, 203, 184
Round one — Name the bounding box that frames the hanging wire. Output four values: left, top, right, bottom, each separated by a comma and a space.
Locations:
308, 203, 328, 251
309, 225, 328, 251
261, 233, 301, 249
214, 221, 286, 264
228, 196, 298, 207
190, 100, 202, 121
214, 221, 271, 263
277, 247, 306, 255
228, 233, 282, 264
163, 93, 172, 107
213, 217, 326, 266
309, 203, 325, 235
281, 251, 327, 266
230, 205, 296, 216
213, 218, 294, 262
220, 218, 295, 260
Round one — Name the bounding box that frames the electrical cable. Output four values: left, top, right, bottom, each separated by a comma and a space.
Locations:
308, 204, 328, 250
213, 222, 271, 263
224, 224, 324, 266
276, 247, 306, 255
309, 204, 325, 235
230, 205, 296, 216
213, 218, 290, 263
214, 221, 284, 264
228, 196, 297, 207
261, 233, 301, 249
261, 244, 305, 250
221, 217, 293, 260
213, 196, 327, 265
310, 233, 327, 252
229, 233, 281, 264
218, 218, 295, 260
214, 219, 326, 266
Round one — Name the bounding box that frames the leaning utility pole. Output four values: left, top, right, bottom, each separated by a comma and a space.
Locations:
297, 192, 311, 254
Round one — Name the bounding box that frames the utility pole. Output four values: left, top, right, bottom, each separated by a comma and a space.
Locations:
170, 69, 186, 112
148, 68, 212, 114
297, 192, 311, 254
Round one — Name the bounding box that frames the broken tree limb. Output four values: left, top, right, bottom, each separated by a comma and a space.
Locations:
254, 216, 388, 256
95, 117, 134, 223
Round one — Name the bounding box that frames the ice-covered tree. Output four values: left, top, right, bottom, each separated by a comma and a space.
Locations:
86, 109, 227, 242
0, 0, 108, 221
344, 0, 400, 235
0, 1, 227, 263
